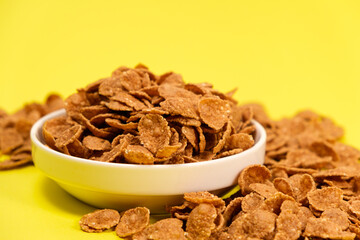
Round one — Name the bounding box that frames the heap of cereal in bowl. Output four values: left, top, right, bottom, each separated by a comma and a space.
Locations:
42, 64, 257, 164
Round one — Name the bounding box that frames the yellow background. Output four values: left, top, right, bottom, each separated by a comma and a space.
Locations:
1, 0, 360, 239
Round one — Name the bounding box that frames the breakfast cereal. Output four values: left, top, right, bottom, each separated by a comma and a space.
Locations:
238, 164, 271, 195
2, 64, 355, 238
241, 192, 264, 213
185, 203, 217, 240
115, 207, 149, 237
307, 187, 343, 211
79, 209, 120, 233
0, 94, 63, 170
132, 218, 186, 240
43, 65, 256, 164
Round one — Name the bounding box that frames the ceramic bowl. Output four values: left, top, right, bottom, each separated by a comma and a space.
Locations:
31, 109, 266, 213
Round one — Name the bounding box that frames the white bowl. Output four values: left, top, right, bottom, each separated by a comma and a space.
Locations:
31, 109, 266, 213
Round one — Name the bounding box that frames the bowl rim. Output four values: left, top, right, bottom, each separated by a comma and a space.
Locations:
31, 109, 267, 170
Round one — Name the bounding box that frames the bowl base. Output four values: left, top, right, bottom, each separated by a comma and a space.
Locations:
57, 182, 235, 214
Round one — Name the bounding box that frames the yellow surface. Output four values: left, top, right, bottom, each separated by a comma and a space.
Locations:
0, 0, 360, 239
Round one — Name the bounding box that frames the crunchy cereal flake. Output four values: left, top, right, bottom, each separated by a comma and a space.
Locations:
288, 173, 316, 204
181, 126, 198, 150
321, 208, 349, 231
115, 207, 150, 237
249, 183, 278, 199
54, 125, 83, 149
198, 97, 231, 130
166, 116, 202, 127
124, 145, 154, 164
133, 218, 185, 240
155, 143, 181, 158
308, 187, 343, 211
262, 192, 296, 214
0, 128, 24, 154
274, 211, 301, 240
238, 164, 271, 195
184, 192, 225, 209
241, 192, 265, 213
349, 200, 360, 218
105, 118, 138, 131
273, 177, 295, 198
111, 91, 147, 111
222, 197, 243, 225
102, 100, 133, 111
79, 209, 120, 232
225, 133, 254, 151
160, 97, 199, 120
138, 114, 171, 154
303, 218, 355, 239
242, 209, 277, 239
213, 121, 232, 154
82, 135, 111, 151
186, 203, 217, 240
158, 84, 198, 100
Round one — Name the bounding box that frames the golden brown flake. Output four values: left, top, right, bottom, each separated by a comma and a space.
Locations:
79, 209, 120, 233
0, 128, 24, 154
273, 177, 295, 198
196, 126, 206, 153
308, 187, 343, 211
238, 164, 271, 195
111, 91, 147, 111
184, 191, 225, 209
274, 211, 301, 240
249, 183, 278, 199
241, 192, 265, 213
261, 192, 296, 214
80, 105, 109, 119
160, 97, 199, 119
166, 116, 202, 127
222, 197, 243, 225
155, 143, 181, 158
181, 126, 198, 150
124, 145, 154, 164
105, 118, 138, 131
288, 173, 316, 204
225, 133, 254, 151
310, 140, 340, 162
158, 84, 198, 100
54, 125, 83, 149
198, 97, 231, 131
82, 135, 111, 151
215, 148, 244, 158
241, 209, 277, 239
115, 207, 150, 237
133, 218, 185, 240
303, 218, 355, 239
138, 114, 171, 154
98, 77, 123, 97
321, 208, 349, 231
158, 72, 185, 87
212, 121, 232, 154
349, 200, 360, 218
0, 156, 33, 170
186, 203, 217, 240
98, 137, 130, 162
102, 100, 133, 111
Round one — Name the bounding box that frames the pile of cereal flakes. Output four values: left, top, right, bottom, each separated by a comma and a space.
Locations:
43, 64, 256, 164
2, 64, 360, 239
0, 94, 64, 170
76, 66, 360, 240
